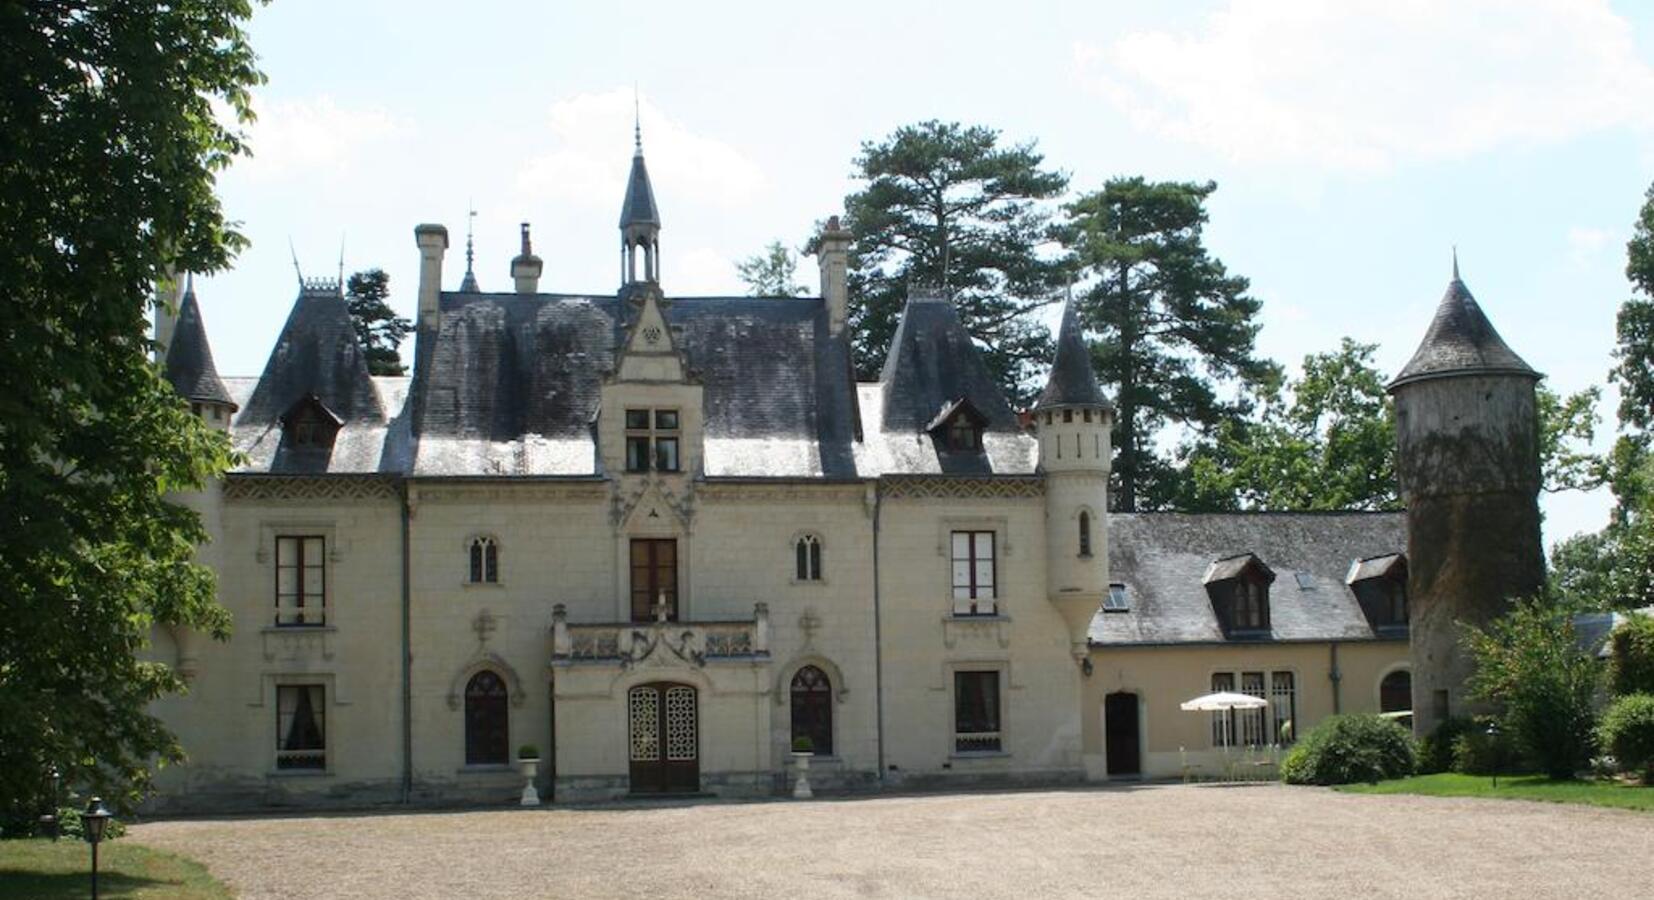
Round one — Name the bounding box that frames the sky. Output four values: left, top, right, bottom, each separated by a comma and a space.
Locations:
189, 0, 1654, 547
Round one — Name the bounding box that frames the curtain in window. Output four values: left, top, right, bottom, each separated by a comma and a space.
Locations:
954, 671, 1001, 752
277, 684, 325, 769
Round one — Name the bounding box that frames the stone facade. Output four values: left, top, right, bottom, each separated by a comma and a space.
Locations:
141, 136, 1458, 811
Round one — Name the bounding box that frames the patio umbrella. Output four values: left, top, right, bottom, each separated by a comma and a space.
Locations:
1180, 691, 1269, 761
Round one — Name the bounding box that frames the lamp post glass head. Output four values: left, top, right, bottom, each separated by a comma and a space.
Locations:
82, 797, 111, 844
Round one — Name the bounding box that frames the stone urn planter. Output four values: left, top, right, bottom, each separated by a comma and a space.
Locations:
791, 737, 815, 799
517, 745, 541, 807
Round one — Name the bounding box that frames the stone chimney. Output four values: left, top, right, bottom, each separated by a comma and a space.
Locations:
511, 222, 543, 294
415, 223, 449, 331
816, 216, 852, 336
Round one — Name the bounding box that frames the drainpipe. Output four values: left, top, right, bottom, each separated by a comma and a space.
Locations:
1329, 641, 1342, 715
872, 482, 886, 781
400, 481, 414, 803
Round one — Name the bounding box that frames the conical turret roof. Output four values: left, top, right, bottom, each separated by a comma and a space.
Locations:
164, 276, 237, 409
1036, 299, 1111, 410
619, 148, 660, 230
1389, 271, 1538, 390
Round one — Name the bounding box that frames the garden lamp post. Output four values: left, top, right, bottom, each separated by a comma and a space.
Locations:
1486, 721, 1502, 789
83, 797, 112, 900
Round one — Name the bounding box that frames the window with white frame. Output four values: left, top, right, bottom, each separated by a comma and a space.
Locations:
795, 534, 822, 582
469, 536, 499, 584
950, 530, 997, 615
624, 408, 680, 473
1239, 671, 1268, 746
953, 670, 1002, 753
1272, 671, 1297, 744
276, 684, 326, 770
275, 535, 325, 626
1210, 669, 1297, 748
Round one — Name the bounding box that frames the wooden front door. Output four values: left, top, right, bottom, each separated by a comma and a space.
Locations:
1105, 692, 1141, 776
628, 682, 699, 793
630, 539, 678, 622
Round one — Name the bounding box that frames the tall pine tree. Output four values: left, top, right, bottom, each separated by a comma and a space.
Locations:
838, 121, 1070, 399
1062, 178, 1277, 511
346, 268, 411, 376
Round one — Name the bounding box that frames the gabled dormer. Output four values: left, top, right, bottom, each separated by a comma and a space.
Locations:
1347, 553, 1409, 636
1203, 553, 1274, 638
927, 397, 987, 453
280, 393, 343, 450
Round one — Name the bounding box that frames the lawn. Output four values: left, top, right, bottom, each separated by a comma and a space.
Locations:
1340, 772, 1654, 812
0, 838, 229, 899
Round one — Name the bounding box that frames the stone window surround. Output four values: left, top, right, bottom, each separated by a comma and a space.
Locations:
947, 660, 1011, 759
1070, 504, 1099, 559
1206, 665, 1299, 749
257, 520, 342, 627
938, 516, 1012, 616
790, 530, 827, 585
463, 532, 504, 588
258, 673, 341, 777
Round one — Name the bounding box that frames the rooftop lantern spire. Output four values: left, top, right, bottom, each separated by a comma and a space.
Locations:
459, 203, 480, 293
620, 96, 661, 288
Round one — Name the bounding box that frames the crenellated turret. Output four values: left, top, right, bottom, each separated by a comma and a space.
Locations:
1036, 299, 1113, 659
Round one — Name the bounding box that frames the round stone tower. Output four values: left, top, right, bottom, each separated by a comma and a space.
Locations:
1037, 300, 1114, 661
1387, 262, 1543, 736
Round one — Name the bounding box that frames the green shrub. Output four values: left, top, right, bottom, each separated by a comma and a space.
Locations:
1465, 595, 1601, 779
1418, 716, 1472, 774
1451, 719, 1521, 776
517, 744, 539, 760
791, 736, 814, 753
2, 804, 127, 841
1596, 693, 1654, 781
1610, 616, 1654, 697
1280, 714, 1416, 785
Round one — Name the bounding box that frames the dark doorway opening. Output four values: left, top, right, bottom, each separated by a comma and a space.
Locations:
1104, 691, 1141, 777
627, 682, 699, 793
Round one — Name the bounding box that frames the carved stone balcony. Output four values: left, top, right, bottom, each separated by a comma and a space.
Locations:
550, 603, 770, 669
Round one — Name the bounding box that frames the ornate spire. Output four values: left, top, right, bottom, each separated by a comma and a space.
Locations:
459, 203, 479, 293
620, 104, 661, 286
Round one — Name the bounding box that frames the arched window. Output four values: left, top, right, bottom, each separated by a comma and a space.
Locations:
1078, 512, 1092, 557
469, 536, 498, 584
795, 534, 822, 582
1380, 669, 1412, 714
464, 670, 509, 765
790, 665, 833, 755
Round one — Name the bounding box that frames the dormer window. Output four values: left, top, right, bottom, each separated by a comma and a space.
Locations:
1347, 554, 1409, 634
625, 408, 680, 473
281, 394, 342, 450
1203, 553, 1274, 638
1103, 583, 1129, 612
928, 398, 986, 453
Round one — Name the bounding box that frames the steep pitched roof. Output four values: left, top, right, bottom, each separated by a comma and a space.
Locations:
1036, 299, 1110, 410
1091, 512, 1406, 645
619, 151, 660, 229
163, 277, 236, 409
239, 283, 385, 430
1390, 273, 1539, 389
879, 289, 1020, 434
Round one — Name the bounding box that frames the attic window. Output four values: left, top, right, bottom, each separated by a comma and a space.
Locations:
1103, 583, 1129, 612
281, 394, 342, 450
1294, 572, 1315, 590
947, 416, 980, 451
1202, 554, 1274, 638
928, 398, 987, 452
1347, 554, 1409, 633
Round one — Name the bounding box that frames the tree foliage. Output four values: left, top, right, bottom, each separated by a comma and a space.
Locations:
1278, 714, 1416, 785
0, 1, 261, 818
735, 241, 806, 297
1596, 693, 1654, 781
345, 268, 410, 376
1465, 596, 1600, 780
838, 121, 1070, 398
1062, 178, 1279, 511
1609, 614, 1654, 697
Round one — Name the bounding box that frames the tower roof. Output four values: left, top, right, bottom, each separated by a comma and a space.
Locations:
619, 146, 660, 230
1389, 270, 1539, 390
240, 282, 384, 429
1036, 298, 1111, 410
163, 275, 237, 409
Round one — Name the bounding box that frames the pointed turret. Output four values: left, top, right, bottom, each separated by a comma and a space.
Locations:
1389, 267, 1539, 389
164, 275, 238, 425
620, 120, 661, 286
1037, 299, 1112, 411
459, 207, 480, 293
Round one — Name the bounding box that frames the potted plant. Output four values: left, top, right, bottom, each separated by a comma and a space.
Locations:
517, 744, 541, 807
791, 736, 814, 799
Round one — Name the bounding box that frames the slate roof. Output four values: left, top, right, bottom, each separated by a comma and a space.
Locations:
619, 151, 660, 229
1091, 512, 1407, 645
1390, 275, 1539, 389
1036, 299, 1110, 410
164, 278, 236, 408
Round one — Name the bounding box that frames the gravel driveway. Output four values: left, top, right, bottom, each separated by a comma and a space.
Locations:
129, 784, 1652, 899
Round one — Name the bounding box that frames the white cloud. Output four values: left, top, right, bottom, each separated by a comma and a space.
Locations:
1073, 0, 1654, 172
515, 89, 766, 211
1566, 225, 1618, 267
231, 95, 406, 180
671, 246, 744, 296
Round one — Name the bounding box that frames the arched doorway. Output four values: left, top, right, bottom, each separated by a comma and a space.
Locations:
628, 682, 698, 793
1104, 691, 1141, 776
790, 665, 833, 755
1380, 669, 1412, 714
465, 670, 509, 765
